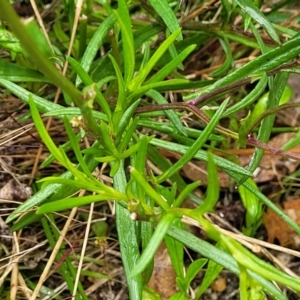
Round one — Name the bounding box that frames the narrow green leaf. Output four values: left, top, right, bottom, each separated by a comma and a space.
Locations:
147, 145, 189, 194
130, 138, 154, 283
114, 162, 143, 300
129, 167, 169, 211
239, 266, 249, 300
211, 37, 233, 77
243, 85, 292, 135
0, 60, 48, 82
10, 211, 41, 231
156, 99, 229, 183
130, 213, 176, 277
0, 79, 62, 113
40, 135, 81, 169
167, 30, 184, 70
173, 181, 201, 208
238, 178, 263, 236
91, 25, 162, 82
128, 28, 182, 91
68, 55, 95, 85
184, 33, 300, 101
76, 13, 116, 86
148, 0, 182, 40
235, 0, 280, 43
249, 20, 268, 54
115, 100, 140, 146
38, 177, 125, 198
37, 195, 116, 214
240, 72, 289, 182
29, 96, 66, 165
63, 117, 96, 182
139, 41, 151, 73
114, 0, 135, 85
118, 118, 139, 152
164, 221, 184, 279
168, 292, 185, 300
281, 129, 300, 151
67, 56, 111, 119
227, 169, 300, 236
138, 119, 223, 142
141, 219, 154, 284
167, 226, 288, 300
146, 44, 196, 84
196, 256, 223, 299
222, 236, 300, 292
195, 152, 219, 214
150, 138, 253, 178
224, 73, 268, 116
127, 79, 189, 103
98, 121, 118, 155
109, 54, 126, 112
180, 258, 207, 292
44, 107, 108, 122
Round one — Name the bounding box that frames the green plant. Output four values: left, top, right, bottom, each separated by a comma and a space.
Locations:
1, 0, 300, 299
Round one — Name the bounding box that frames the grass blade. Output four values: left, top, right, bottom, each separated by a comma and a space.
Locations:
185, 33, 300, 101
130, 213, 176, 277
128, 28, 182, 91
150, 138, 253, 178
115, 0, 135, 86
235, 0, 280, 43
146, 44, 196, 84
156, 99, 229, 183
0, 60, 49, 82
76, 14, 116, 86
148, 0, 182, 40
167, 226, 288, 300
240, 71, 289, 182
114, 162, 143, 300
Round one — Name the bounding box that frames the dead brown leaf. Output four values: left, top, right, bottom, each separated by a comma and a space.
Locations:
264, 199, 300, 248
147, 242, 177, 299
0, 179, 31, 201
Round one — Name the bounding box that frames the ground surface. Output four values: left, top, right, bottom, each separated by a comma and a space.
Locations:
1, 2, 300, 299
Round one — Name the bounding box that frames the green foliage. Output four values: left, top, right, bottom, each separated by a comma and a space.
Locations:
238, 178, 263, 237
1, 0, 300, 299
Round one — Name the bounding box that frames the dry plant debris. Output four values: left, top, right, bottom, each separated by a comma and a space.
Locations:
147, 242, 177, 299
1, 0, 300, 299
265, 199, 300, 248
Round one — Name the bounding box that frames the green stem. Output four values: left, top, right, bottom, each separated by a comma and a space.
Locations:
0, 0, 104, 143
0, 0, 82, 104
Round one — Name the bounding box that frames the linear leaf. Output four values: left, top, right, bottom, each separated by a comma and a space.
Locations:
76, 13, 116, 86
148, 0, 182, 40
185, 33, 300, 101
168, 226, 288, 300
0, 60, 49, 82
150, 138, 253, 178
157, 99, 229, 183
128, 28, 182, 91
235, 0, 280, 43
115, 0, 135, 85
130, 213, 176, 277
114, 163, 143, 300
